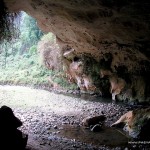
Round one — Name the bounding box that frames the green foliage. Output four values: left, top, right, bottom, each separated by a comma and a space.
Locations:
0, 51, 77, 90
41, 32, 56, 42
29, 45, 37, 55
20, 12, 43, 46
0, 52, 49, 85
0, 12, 77, 90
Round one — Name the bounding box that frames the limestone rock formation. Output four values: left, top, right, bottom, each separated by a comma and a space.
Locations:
111, 107, 150, 140
3, 0, 150, 102
81, 115, 106, 127
37, 33, 62, 70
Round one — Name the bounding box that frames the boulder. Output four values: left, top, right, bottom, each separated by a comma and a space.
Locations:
111, 107, 150, 140
81, 115, 106, 127
0, 105, 28, 150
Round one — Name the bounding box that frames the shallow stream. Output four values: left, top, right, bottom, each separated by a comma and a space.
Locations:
59, 124, 129, 148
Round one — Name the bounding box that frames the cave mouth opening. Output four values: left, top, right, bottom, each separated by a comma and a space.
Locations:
0, 11, 77, 93
0, 1, 150, 149
0, 10, 129, 149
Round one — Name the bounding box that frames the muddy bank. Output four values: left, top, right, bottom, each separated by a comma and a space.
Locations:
0, 85, 149, 150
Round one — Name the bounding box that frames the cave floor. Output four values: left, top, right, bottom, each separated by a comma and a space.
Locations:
0, 85, 148, 150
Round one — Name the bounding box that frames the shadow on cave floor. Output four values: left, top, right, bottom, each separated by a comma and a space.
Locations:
0, 85, 149, 150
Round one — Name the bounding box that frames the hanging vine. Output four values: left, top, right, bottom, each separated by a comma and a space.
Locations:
0, 0, 20, 43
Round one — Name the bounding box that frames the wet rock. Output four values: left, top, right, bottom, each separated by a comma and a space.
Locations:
111, 107, 150, 140
137, 118, 150, 140
101, 111, 105, 114
81, 115, 106, 127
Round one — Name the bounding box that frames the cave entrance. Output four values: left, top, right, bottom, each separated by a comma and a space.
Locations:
0, 11, 75, 91
0, 12, 129, 150
0, 4, 148, 150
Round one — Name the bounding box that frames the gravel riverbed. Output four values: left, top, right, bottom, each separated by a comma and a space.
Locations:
0, 85, 130, 150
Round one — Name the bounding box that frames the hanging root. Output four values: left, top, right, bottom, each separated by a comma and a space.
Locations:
0, 0, 20, 43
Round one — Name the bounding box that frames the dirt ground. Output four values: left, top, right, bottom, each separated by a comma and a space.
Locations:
0, 85, 147, 150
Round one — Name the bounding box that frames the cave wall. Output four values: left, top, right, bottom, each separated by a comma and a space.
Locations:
4, 0, 150, 103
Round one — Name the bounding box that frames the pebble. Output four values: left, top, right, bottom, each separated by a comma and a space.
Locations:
54, 125, 58, 129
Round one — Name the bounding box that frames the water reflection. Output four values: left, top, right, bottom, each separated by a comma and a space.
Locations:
59, 124, 129, 148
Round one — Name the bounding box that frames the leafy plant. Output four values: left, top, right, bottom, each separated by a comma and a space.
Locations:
0, 12, 77, 91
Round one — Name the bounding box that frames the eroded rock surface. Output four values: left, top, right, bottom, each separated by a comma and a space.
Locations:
3, 0, 150, 102
111, 107, 150, 140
